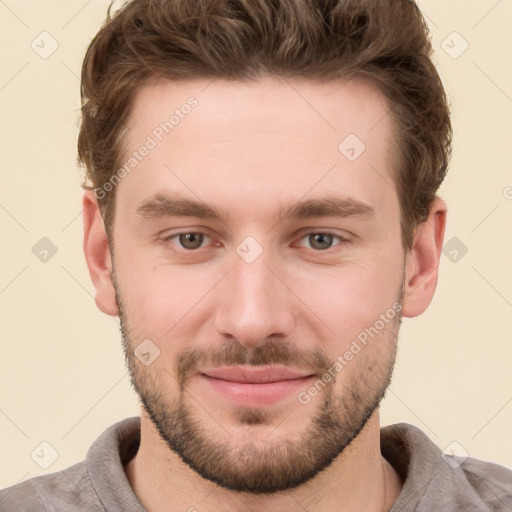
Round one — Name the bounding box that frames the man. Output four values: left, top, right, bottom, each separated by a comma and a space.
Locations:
1, 0, 511, 510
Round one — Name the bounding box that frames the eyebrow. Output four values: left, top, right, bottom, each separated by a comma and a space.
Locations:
279, 196, 375, 222
135, 193, 375, 224
135, 194, 229, 222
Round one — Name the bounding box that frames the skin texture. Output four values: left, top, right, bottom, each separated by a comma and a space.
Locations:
83, 76, 447, 511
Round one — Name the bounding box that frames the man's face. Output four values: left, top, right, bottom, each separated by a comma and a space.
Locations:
110, 76, 406, 493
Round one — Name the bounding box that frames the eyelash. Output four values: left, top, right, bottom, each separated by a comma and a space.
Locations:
161, 230, 350, 252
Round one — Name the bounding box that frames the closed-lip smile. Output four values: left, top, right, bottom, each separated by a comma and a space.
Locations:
198, 365, 316, 407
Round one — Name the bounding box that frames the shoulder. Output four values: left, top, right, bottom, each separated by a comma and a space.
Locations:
459, 456, 512, 510
0, 461, 103, 512
0, 417, 141, 512
382, 422, 512, 511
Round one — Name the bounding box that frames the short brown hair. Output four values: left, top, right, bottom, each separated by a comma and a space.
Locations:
78, 0, 452, 250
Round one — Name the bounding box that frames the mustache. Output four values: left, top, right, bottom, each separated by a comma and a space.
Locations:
176, 340, 332, 388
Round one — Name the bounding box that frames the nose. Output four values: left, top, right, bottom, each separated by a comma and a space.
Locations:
213, 247, 296, 348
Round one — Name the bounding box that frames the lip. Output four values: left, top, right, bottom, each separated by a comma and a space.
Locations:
198, 366, 316, 407
200, 366, 313, 383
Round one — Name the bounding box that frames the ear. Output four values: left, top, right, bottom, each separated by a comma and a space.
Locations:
83, 191, 119, 316
401, 197, 447, 318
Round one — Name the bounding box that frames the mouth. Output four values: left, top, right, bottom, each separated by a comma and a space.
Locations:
198, 365, 316, 407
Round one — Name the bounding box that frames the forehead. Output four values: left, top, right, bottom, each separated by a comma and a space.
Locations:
117, 76, 398, 222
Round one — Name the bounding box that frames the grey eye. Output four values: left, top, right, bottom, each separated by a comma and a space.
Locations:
308, 233, 334, 250
178, 233, 205, 250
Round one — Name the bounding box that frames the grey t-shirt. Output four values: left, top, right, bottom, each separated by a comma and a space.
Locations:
1, 416, 511, 511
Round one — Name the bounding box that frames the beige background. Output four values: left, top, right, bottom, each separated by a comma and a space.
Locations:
1, 0, 511, 490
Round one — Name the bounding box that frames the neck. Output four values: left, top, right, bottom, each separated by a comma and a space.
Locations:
124, 408, 403, 512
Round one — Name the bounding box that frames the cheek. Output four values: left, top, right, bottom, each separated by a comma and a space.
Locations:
117, 261, 219, 344
293, 255, 402, 338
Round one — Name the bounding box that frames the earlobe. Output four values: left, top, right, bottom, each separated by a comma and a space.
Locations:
82, 191, 119, 317
401, 197, 447, 318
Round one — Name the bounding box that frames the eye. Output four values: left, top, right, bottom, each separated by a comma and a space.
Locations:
297, 232, 347, 251
164, 232, 211, 250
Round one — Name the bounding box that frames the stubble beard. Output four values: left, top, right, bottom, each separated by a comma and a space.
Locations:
114, 275, 402, 494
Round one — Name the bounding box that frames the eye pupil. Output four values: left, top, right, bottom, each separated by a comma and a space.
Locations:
179, 233, 204, 250
309, 233, 333, 250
